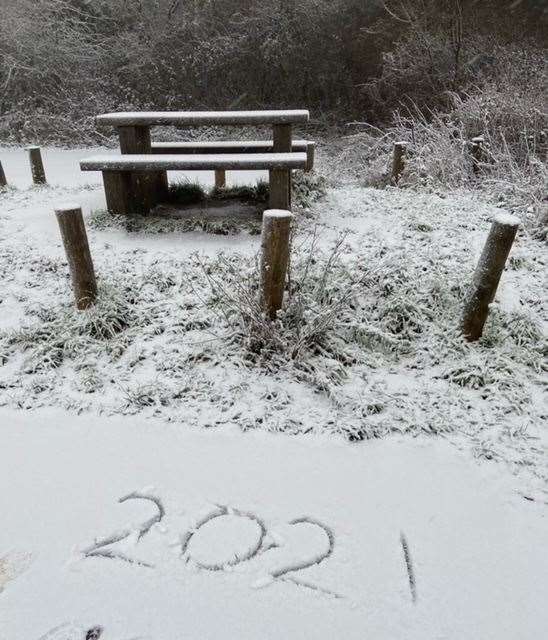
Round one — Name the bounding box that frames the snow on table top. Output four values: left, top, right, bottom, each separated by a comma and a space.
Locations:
80, 152, 308, 171
96, 110, 310, 126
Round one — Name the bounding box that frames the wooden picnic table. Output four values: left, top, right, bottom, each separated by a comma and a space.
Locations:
85, 109, 312, 215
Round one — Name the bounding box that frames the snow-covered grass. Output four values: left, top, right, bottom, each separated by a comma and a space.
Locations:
0, 147, 545, 496
0, 145, 547, 639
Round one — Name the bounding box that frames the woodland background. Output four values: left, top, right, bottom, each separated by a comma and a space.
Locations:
0, 0, 545, 144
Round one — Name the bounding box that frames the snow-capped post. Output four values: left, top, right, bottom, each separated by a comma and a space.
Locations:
27, 146, 47, 184
261, 209, 293, 320
461, 214, 520, 341
54, 204, 97, 310
0, 160, 7, 188
470, 136, 485, 175
391, 141, 408, 185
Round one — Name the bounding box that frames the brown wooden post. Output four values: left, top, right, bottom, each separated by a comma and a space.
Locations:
117, 125, 166, 211
391, 141, 408, 185
54, 204, 97, 310
27, 146, 46, 184
0, 160, 6, 188
261, 209, 293, 319
461, 214, 520, 341
215, 169, 226, 189
470, 136, 485, 175
305, 142, 315, 173
270, 123, 292, 209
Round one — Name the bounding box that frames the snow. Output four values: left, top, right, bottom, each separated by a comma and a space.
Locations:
151, 140, 311, 150
80, 152, 308, 171
0, 146, 268, 190
54, 203, 83, 213
0, 146, 546, 638
264, 209, 293, 218
185, 514, 263, 569
1, 407, 547, 639
96, 110, 310, 126
493, 212, 520, 227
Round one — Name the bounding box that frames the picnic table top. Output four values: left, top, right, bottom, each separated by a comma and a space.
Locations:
96, 110, 310, 127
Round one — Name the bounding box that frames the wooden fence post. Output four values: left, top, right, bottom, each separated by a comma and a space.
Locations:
54, 204, 97, 310
261, 209, 293, 319
0, 160, 6, 188
27, 146, 47, 184
391, 141, 408, 185
461, 214, 520, 341
470, 136, 485, 175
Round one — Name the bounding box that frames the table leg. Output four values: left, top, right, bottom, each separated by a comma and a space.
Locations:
117, 125, 166, 213
271, 124, 292, 209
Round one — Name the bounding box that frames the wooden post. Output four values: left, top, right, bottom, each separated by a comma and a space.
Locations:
391, 141, 408, 185
261, 209, 293, 319
54, 204, 97, 310
117, 125, 166, 211
470, 136, 485, 175
271, 123, 292, 208
215, 169, 226, 189
461, 214, 520, 341
27, 146, 46, 184
305, 142, 315, 173
0, 160, 6, 188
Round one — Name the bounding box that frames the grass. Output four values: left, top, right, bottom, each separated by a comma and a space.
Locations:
0, 170, 545, 487
89, 173, 328, 236
165, 180, 206, 205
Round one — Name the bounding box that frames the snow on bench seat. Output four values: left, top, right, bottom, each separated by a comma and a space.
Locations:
96, 110, 310, 127
150, 141, 315, 171
80, 152, 308, 172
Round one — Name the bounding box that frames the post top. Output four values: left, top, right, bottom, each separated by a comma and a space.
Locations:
54, 203, 82, 214
493, 213, 520, 227
263, 209, 294, 219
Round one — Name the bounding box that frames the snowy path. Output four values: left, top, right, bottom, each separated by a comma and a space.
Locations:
1, 408, 547, 640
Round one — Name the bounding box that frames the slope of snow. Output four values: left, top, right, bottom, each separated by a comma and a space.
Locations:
1, 408, 547, 640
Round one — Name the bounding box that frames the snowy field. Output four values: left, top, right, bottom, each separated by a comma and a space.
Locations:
0, 146, 547, 639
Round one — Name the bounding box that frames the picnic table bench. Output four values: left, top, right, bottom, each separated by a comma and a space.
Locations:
81, 110, 313, 216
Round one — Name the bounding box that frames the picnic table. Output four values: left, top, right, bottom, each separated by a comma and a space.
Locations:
80, 110, 314, 216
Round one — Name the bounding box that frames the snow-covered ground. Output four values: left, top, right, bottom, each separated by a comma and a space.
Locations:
2, 408, 547, 639
0, 147, 546, 639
